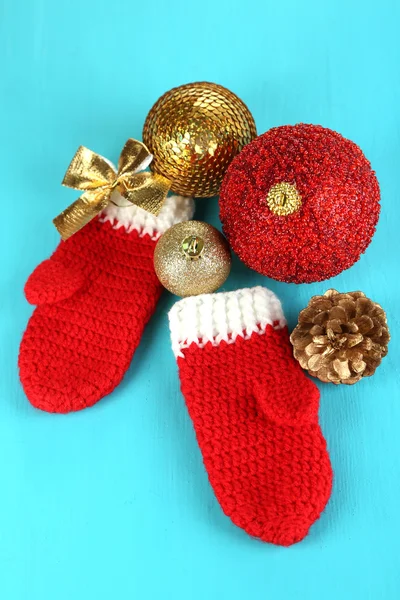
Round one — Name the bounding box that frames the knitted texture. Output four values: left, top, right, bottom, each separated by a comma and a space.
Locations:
19, 194, 194, 413
169, 287, 333, 546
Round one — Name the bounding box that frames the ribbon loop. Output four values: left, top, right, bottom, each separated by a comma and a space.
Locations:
62, 146, 116, 191
53, 139, 171, 240
118, 138, 153, 177
123, 172, 172, 215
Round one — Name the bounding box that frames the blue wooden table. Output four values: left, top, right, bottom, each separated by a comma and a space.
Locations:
1, 1, 399, 598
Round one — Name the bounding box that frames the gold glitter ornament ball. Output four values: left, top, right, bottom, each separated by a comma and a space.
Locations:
154, 221, 232, 297
143, 82, 257, 197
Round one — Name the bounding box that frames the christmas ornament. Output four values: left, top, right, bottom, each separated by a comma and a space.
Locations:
19, 194, 194, 413
154, 221, 231, 297
169, 286, 332, 546
143, 82, 256, 197
290, 289, 390, 384
54, 139, 171, 240
219, 124, 380, 283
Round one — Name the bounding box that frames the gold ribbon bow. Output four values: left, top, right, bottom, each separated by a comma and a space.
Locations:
53, 139, 171, 240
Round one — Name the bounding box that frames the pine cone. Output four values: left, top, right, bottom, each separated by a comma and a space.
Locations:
290, 289, 390, 384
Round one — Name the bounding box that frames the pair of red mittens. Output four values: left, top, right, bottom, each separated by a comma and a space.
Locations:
19, 206, 332, 545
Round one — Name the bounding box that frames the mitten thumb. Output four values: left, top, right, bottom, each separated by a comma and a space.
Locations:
253, 370, 320, 426
24, 258, 86, 305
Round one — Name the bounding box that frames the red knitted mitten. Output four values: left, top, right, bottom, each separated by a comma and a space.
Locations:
169, 286, 333, 546
19, 194, 194, 413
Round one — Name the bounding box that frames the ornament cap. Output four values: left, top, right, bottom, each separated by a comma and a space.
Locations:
266, 182, 302, 216
181, 235, 205, 260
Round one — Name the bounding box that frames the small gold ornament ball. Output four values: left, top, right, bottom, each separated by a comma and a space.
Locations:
154, 221, 232, 297
143, 82, 257, 198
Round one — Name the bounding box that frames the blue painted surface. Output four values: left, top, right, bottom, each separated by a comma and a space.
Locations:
1, 1, 399, 598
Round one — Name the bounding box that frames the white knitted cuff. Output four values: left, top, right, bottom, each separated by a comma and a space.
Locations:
169, 286, 286, 358
99, 191, 195, 240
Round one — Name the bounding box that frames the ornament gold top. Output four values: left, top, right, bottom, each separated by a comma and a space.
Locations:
181, 235, 205, 260
143, 82, 256, 198
266, 182, 302, 216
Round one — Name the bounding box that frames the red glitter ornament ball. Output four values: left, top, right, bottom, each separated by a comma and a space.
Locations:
219, 124, 380, 283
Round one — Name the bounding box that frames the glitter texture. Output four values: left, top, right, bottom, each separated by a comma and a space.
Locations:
154, 221, 231, 297
219, 124, 381, 284
143, 82, 256, 198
